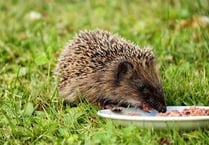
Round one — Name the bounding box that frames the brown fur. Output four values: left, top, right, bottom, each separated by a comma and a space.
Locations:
55, 29, 166, 112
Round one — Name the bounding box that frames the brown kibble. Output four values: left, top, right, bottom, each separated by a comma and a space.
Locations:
156, 107, 209, 117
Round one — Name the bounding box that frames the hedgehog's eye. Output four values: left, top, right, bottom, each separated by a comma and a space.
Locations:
138, 84, 145, 91
142, 88, 149, 94
139, 86, 150, 94
137, 83, 150, 94
136, 80, 145, 91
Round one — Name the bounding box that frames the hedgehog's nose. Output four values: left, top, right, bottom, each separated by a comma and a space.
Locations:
159, 106, 167, 113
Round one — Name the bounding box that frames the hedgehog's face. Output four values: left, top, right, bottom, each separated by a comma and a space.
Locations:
113, 60, 166, 113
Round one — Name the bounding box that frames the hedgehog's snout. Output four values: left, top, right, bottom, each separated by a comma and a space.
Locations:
154, 90, 167, 113
152, 100, 167, 113
145, 95, 167, 113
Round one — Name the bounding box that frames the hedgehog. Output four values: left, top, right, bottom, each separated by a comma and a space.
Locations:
55, 29, 167, 113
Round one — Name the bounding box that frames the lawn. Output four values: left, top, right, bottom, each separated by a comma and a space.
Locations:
0, 0, 209, 144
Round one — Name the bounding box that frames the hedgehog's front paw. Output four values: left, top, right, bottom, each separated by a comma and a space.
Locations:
103, 104, 123, 112
111, 106, 123, 112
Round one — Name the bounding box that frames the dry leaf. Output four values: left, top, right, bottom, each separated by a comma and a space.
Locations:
158, 137, 174, 145
176, 15, 209, 30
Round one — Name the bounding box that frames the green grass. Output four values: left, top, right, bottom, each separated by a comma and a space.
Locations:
1, 0, 209, 144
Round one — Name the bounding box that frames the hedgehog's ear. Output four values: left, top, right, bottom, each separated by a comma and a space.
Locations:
116, 61, 133, 82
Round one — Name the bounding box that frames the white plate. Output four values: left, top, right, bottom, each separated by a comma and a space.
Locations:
97, 106, 209, 130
